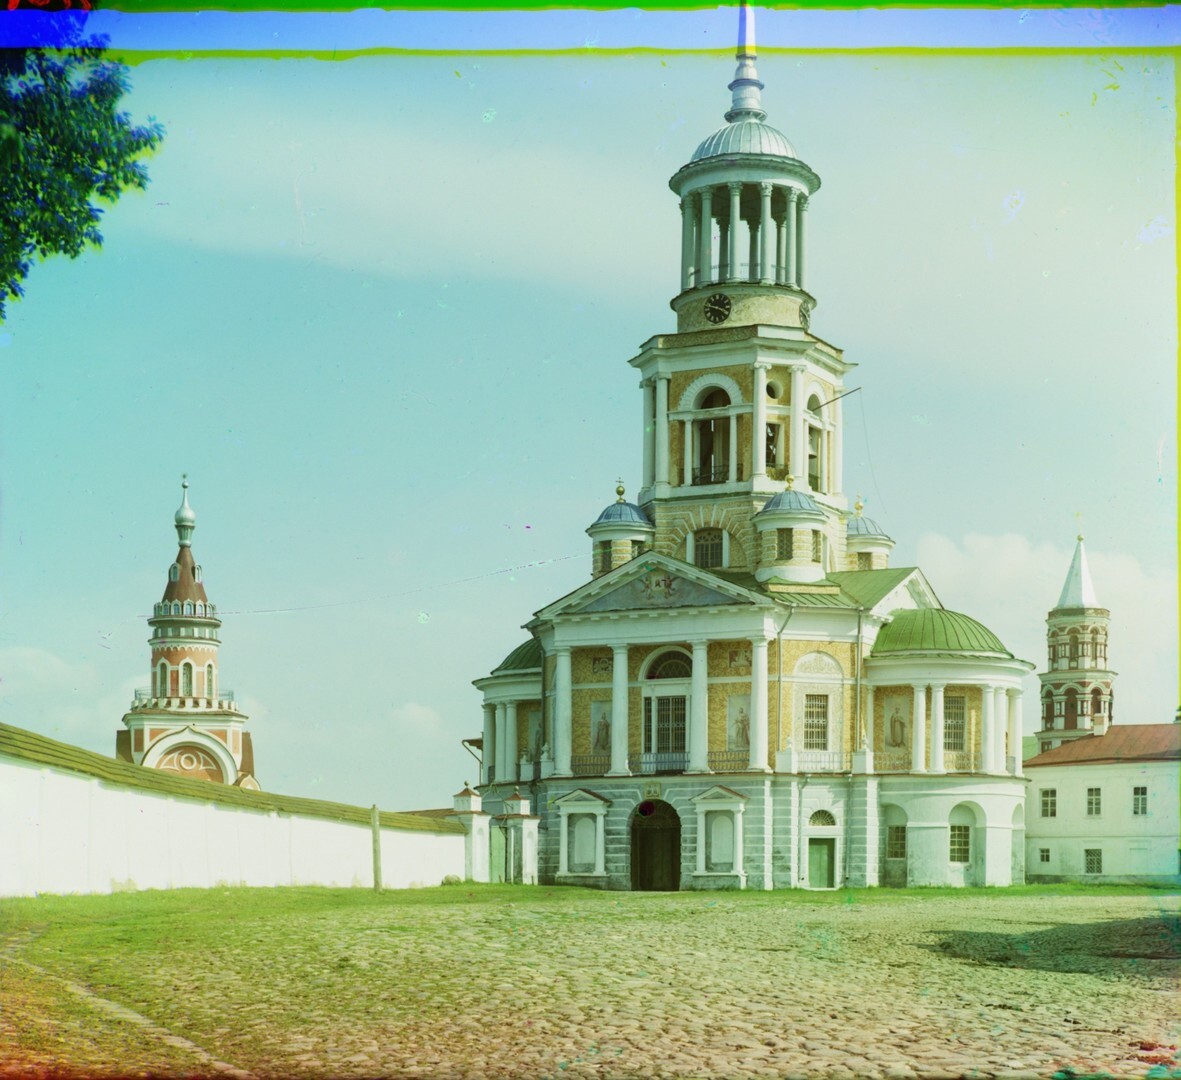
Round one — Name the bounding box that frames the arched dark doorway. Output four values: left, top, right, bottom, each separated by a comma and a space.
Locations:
630, 799, 681, 891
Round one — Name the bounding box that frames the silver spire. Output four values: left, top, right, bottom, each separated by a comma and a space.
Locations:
725, 3, 767, 123
174, 473, 197, 547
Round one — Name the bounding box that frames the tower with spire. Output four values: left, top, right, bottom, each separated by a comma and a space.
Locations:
1033, 535, 1116, 754
116, 477, 259, 789
468, 6, 1034, 891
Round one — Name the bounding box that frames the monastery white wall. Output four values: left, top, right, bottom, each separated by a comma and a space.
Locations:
0, 755, 465, 897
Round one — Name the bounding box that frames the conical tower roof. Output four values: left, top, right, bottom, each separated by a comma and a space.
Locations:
1055, 535, 1099, 609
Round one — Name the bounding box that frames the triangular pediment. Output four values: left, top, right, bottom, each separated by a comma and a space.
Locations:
538, 554, 766, 619
690, 784, 748, 804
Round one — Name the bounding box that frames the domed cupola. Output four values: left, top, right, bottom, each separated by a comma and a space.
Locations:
753, 476, 829, 583
844, 497, 895, 571
669, 3, 822, 335
586, 483, 654, 578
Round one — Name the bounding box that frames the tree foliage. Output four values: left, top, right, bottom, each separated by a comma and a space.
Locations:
0, 32, 163, 319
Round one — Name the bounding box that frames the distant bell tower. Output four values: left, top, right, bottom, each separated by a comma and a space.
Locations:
631, 3, 853, 581
1034, 535, 1116, 753
117, 477, 260, 789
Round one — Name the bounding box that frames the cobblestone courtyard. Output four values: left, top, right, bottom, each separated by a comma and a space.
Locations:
3, 888, 1178, 1079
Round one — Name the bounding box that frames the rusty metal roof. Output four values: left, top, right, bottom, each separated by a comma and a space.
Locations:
1024, 723, 1180, 766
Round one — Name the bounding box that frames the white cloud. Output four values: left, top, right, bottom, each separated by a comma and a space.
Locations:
915, 533, 1177, 727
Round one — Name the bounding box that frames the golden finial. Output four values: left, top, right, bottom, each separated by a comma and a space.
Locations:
854, 494, 864, 516
785, 474, 795, 490
616, 479, 626, 503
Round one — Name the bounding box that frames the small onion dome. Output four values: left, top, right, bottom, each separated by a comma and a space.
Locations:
872, 609, 1013, 658
493, 638, 543, 674
755, 487, 826, 524
174, 474, 197, 546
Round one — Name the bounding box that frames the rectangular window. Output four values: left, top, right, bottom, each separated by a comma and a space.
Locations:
811, 531, 822, 563
1084, 849, 1102, 874
1133, 786, 1148, 816
1040, 788, 1057, 818
886, 825, 906, 860
803, 694, 828, 750
949, 824, 970, 864
943, 695, 966, 752
856, 551, 872, 571
694, 529, 723, 569
776, 528, 793, 560
594, 541, 612, 574
643, 696, 686, 755
1039, 848, 1050, 863
765, 422, 779, 466
1086, 787, 1101, 816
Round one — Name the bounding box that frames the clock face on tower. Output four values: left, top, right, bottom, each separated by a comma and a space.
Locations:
704, 293, 732, 324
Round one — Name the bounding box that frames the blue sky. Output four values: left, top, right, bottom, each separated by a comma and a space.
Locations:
0, 8, 1175, 811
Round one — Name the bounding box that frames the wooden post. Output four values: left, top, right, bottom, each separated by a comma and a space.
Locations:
370, 804, 383, 891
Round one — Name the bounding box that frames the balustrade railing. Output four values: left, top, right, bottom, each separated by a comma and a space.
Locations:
570, 754, 610, 777
707, 750, 750, 771
875, 752, 911, 772
635, 751, 689, 775
797, 750, 852, 772
691, 465, 731, 486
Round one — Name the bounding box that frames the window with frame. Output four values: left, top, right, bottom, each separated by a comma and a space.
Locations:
181, 663, 193, 696
1039, 848, 1050, 863
886, 826, 906, 860
856, 552, 872, 571
776, 529, 793, 560
943, 695, 966, 752
1086, 787, 1101, 816
1084, 849, 1102, 874
1133, 786, 1148, 816
593, 541, 612, 575
811, 531, 822, 563
694, 528, 724, 569
642, 695, 686, 754
1040, 788, 1057, 818
949, 824, 970, 864
803, 694, 829, 750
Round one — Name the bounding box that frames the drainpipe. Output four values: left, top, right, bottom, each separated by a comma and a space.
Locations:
775, 607, 796, 758
797, 772, 809, 886
845, 608, 865, 888
855, 608, 864, 747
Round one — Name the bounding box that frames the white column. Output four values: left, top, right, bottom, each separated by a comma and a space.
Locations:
554, 648, 573, 777
594, 812, 606, 876
785, 189, 799, 286
929, 683, 945, 774
718, 218, 729, 281
697, 187, 714, 284
993, 687, 1008, 774
505, 701, 519, 784
749, 638, 769, 771
1008, 689, 1023, 777
689, 640, 710, 772
790, 365, 806, 485
558, 811, 569, 875
775, 210, 787, 284
682, 419, 693, 488
748, 215, 759, 281
911, 684, 926, 772
482, 703, 496, 785
642, 380, 655, 489
753, 362, 769, 483
759, 182, 774, 284
831, 395, 843, 497
609, 644, 630, 776
865, 685, 875, 750
695, 807, 708, 874
728, 410, 738, 483
655, 374, 670, 495
981, 685, 994, 773
494, 703, 507, 782
818, 425, 829, 493
680, 195, 696, 291
796, 195, 808, 290
727, 183, 741, 282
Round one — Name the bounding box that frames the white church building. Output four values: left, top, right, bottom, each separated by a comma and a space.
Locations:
468, 10, 1035, 891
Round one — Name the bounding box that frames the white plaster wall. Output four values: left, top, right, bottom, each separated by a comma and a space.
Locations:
0, 756, 465, 897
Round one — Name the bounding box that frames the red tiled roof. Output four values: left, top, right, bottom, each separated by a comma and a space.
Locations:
161, 545, 209, 604
1025, 723, 1180, 766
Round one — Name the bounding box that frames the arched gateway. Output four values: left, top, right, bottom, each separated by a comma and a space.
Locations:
630, 800, 681, 890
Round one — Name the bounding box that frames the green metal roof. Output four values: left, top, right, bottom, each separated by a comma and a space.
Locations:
493, 638, 542, 673
872, 608, 1012, 657
0, 723, 464, 835
826, 567, 917, 608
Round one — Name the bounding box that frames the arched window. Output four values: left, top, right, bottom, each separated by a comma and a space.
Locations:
1064, 688, 1078, 730
196, 602, 205, 616
183, 601, 193, 616
809, 810, 836, 826
181, 663, 193, 697
168, 564, 180, 582
156, 661, 168, 697
692, 388, 731, 486
1091, 688, 1103, 720
171, 602, 181, 615
1068, 631, 1079, 665
205, 663, 215, 700
693, 528, 724, 569
641, 651, 690, 769
1042, 689, 1054, 727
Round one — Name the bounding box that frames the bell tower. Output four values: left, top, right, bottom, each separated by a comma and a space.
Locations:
1034, 535, 1116, 753
630, 3, 852, 581
117, 477, 259, 789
